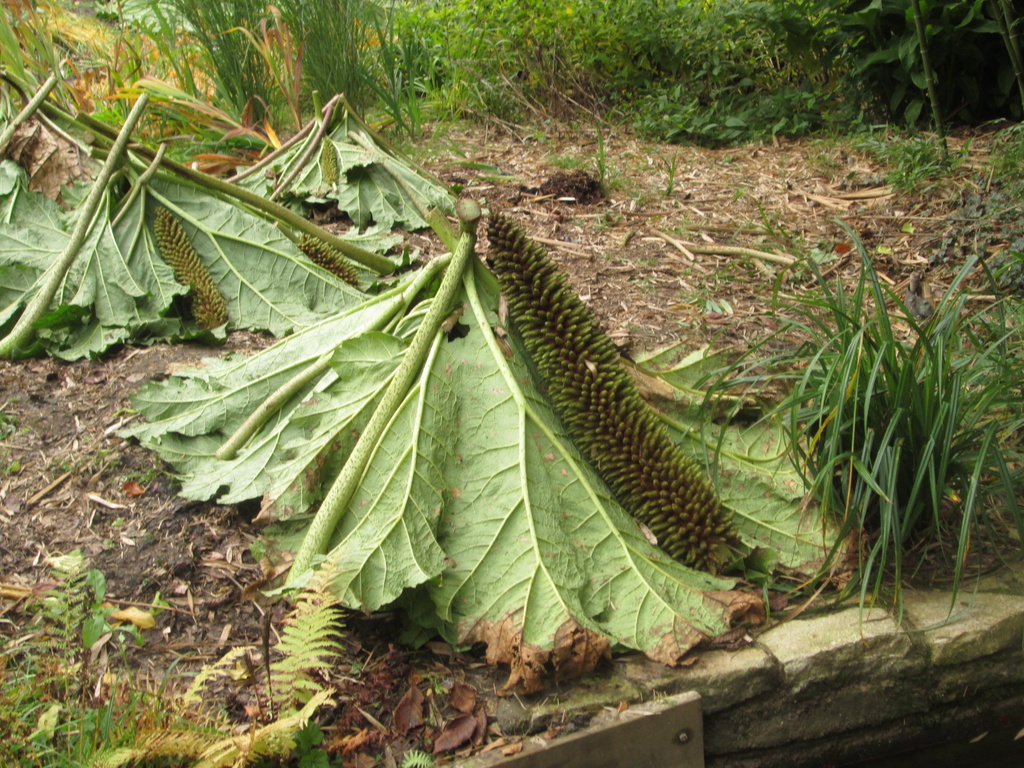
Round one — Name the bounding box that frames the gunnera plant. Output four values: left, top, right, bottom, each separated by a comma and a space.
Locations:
747, 228, 1024, 606
487, 214, 734, 571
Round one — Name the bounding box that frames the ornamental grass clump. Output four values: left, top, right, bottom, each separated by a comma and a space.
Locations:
762, 231, 1024, 605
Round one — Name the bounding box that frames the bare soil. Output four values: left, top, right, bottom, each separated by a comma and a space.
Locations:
0, 122, 1015, 761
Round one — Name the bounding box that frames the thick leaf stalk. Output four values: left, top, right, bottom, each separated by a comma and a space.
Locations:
38, 104, 396, 275
0, 93, 150, 359
909, 0, 945, 139
0, 73, 58, 151
297, 236, 359, 286
288, 200, 482, 582
153, 208, 229, 329
486, 214, 734, 570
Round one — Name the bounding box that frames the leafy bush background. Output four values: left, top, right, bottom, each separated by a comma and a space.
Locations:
400, 0, 1021, 143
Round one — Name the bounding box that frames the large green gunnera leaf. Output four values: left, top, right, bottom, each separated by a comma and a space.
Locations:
124, 262, 446, 505
126, 254, 753, 693
237, 116, 453, 232
634, 344, 830, 571
0, 162, 374, 357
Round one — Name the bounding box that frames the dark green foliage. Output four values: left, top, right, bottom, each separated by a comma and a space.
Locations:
409, 0, 855, 144
487, 215, 733, 570
297, 235, 360, 286
632, 0, 854, 145
842, 0, 1017, 126
153, 208, 229, 329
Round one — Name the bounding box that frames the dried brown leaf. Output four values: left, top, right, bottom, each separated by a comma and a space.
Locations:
432, 713, 477, 754
461, 614, 610, 694
122, 480, 146, 498
550, 621, 611, 680
447, 682, 477, 714
709, 590, 766, 627
3, 120, 90, 201
473, 708, 487, 745
393, 684, 425, 735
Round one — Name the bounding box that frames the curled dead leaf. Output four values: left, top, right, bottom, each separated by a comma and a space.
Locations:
4, 120, 91, 201
109, 606, 156, 630
460, 613, 610, 694
709, 590, 766, 628
447, 682, 477, 714
122, 480, 146, 498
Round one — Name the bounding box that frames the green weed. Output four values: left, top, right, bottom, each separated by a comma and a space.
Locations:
855, 131, 970, 193
0, 405, 17, 440
0, 551, 179, 768
990, 123, 1024, 186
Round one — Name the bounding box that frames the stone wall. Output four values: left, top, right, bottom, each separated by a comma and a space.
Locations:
460, 561, 1024, 767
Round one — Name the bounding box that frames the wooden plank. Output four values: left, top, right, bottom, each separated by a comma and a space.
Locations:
456, 691, 703, 768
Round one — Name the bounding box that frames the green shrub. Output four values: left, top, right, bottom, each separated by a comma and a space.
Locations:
405, 0, 856, 143
841, 0, 1018, 127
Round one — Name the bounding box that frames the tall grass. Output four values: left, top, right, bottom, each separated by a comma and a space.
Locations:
156, 0, 434, 136
164, 0, 277, 124
276, 0, 383, 113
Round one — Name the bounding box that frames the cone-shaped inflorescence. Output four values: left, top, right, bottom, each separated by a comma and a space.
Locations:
297, 235, 360, 286
487, 214, 733, 570
320, 139, 340, 186
154, 208, 229, 329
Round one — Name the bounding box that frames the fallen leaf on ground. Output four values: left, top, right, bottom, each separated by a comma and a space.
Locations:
393, 685, 424, 735
433, 713, 477, 754
109, 606, 156, 629
447, 682, 476, 714
122, 481, 146, 497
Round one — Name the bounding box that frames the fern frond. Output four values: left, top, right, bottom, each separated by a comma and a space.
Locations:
89, 729, 223, 768
182, 646, 254, 707
40, 550, 97, 657
270, 570, 344, 715
401, 748, 437, 768
193, 689, 333, 768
